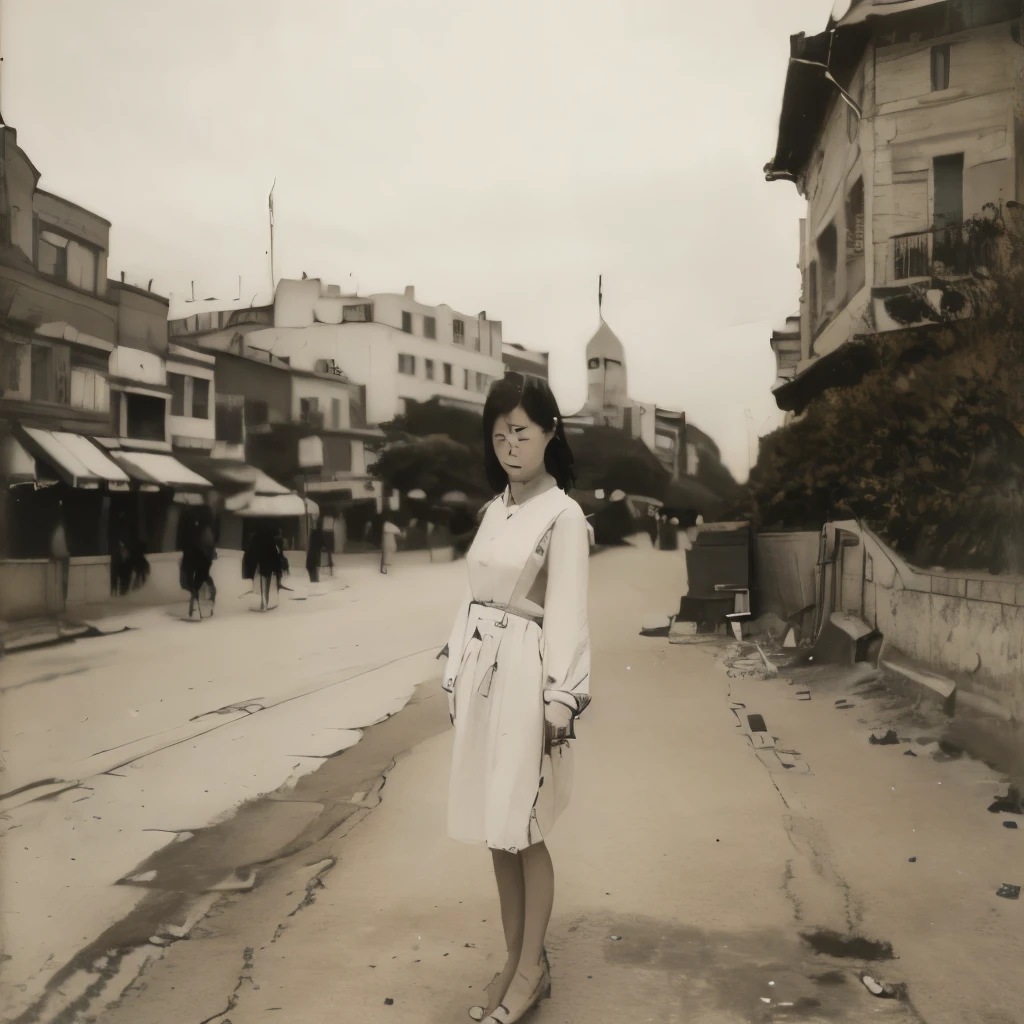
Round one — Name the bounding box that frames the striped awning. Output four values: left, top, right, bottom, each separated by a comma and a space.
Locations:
16, 427, 131, 490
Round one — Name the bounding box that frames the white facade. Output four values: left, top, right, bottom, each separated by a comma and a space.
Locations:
166, 344, 216, 450
269, 280, 505, 421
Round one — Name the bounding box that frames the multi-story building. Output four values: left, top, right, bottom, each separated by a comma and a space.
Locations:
0, 127, 211, 589
167, 331, 384, 548
170, 280, 506, 425
502, 341, 549, 380
765, 0, 1024, 418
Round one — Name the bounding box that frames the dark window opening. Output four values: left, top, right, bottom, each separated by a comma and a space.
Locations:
845, 177, 866, 298
342, 303, 373, 322
125, 392, 166, 443
453, 319, 465, 342
817, 223, 838, 312
425, 359, 435, 380
169, 373, 186, 416
931, 44, 951, 91
192, 377, 210, 419
443, 362, 453, 385
31, 344, 53, 402
424, 316, 436, 340
216, 396, 245, 444
401, 311, 413, 334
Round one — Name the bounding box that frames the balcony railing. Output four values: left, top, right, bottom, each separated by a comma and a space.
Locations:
893, 222, 999, 281
893, 231, 931, 280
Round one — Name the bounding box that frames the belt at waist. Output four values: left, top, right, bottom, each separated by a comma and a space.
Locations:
469, 601, 542, 627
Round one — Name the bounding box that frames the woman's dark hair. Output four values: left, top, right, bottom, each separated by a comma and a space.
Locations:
482, 372, 576, 493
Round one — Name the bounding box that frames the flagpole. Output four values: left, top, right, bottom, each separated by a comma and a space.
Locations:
268, 179, 276, 297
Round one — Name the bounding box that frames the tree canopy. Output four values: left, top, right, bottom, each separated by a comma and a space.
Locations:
738, 206, 1024, 574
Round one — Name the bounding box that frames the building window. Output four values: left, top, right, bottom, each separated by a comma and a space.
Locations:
124, 392, 166, 442
931, 44, 950, 91
424, 316, 436, 340
474, 333, 481, 352
300, 396, 320, 424
443, 362, 453, 385
37, 230, 68, 281
70, 367, 110, 413
463, 368, 470, 389
845, 177, 866, 299
453, 319, 465, 343
168, 372, 210, 418
401, 311, 413, 334
342, 303, 373, 322
169, 373, 187, 415
192, 377, 210, 419
332, 397, 341, 429
816, 222, 838, 314
425, 359, 435, 380
36, 229, 98, 293
933, 153, 964, 230
31, 344, 53, 402
215, 395, 245, 444
398, 353, 416, 375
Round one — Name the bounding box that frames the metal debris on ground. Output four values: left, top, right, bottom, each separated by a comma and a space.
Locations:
869, 730, 900, 746
795, 690, 811, 700
908, 857, 917, 863
1004, 821, 1019, 829
904, 750, 918, 757
995, 883, 1020, 900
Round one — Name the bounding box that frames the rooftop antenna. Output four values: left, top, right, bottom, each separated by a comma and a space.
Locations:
598, 274, 603, 320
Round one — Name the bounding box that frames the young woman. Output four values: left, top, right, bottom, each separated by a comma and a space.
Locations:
440, 372, 591, 1023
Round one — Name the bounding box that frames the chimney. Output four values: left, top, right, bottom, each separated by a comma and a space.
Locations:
404, 285, 415, 299
478, 311, 486, 320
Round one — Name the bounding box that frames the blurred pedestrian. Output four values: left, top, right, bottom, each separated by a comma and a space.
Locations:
380, 513, 404, 574
306, 517, 324, 583
51, 510, 70, 615
243, 525, 285, 610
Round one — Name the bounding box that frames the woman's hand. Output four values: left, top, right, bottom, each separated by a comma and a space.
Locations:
544, 701, 573, 746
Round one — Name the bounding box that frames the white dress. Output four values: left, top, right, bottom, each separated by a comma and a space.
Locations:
440, 484, 591, 853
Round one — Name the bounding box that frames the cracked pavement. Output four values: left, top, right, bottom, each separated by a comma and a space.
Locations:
5, 540, 1024, 1023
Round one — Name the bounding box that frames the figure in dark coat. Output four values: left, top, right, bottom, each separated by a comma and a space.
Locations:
244, 526, 285, 610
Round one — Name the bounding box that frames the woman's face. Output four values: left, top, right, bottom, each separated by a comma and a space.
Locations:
492, 405, 553, 484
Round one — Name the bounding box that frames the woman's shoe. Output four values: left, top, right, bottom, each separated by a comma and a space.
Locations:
468, 971, 503, 1021
484, 960, 551, 1022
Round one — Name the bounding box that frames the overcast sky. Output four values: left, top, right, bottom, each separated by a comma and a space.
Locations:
2, 0, 834, 482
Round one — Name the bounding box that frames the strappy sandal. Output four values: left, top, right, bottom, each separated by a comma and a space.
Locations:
470, 947, 550, 1022
484, 959, 551, 1023
468, 971, 504, 1021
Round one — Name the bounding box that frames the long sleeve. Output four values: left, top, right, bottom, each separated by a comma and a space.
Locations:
541, 506, 591, 719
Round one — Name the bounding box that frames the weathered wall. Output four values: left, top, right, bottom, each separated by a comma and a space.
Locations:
831, 520, 1024, 723
755, 531, 820, 623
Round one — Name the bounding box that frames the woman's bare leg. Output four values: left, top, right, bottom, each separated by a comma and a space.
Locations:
519, 841, 555, 970
488, 849, 526, 1008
